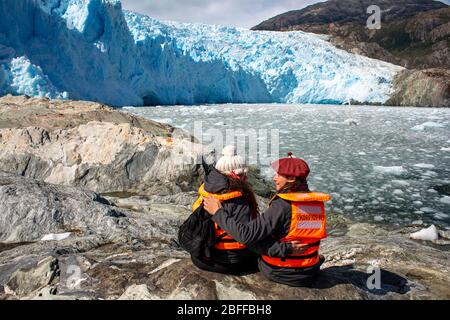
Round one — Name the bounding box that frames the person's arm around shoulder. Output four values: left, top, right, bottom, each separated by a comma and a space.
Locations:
203, 196, 290, 246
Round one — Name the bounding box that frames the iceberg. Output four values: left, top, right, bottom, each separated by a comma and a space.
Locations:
410, 225, 439, 242
411, 122, 445, 131
0, 0, 403, 106
413, 163, 435, 169
373, 166, 407, 176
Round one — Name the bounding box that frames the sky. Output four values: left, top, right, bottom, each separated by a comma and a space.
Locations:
121, 0, 450, 28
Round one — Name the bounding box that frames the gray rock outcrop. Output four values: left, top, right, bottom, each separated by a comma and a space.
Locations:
1, 172, 449, 300
0, 95, 205, 194
386, 68, 450, 107
0, 172, 128, 243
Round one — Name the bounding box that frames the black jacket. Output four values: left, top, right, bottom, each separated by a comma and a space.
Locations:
203, 169, 290, 264
212, 191, 322, 286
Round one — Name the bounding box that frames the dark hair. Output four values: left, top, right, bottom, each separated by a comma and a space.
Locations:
282, 177, 310, 193
225, 175, 259, 218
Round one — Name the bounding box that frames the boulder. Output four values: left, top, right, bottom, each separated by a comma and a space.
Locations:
0, 172, 129, 243
0, 95, 205, 194
118, 284, 157, 300
5, 256, 59, 296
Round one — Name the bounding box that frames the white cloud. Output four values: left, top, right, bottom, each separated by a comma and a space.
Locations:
120, 0, 319, 28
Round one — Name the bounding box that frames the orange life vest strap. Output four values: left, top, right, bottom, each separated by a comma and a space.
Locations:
192, 184, 246, 251
192, 196, 203, 212
277, 192, 331, 202
192, 184, 243, 212
262, 251, 320, 269
198, 184, 243, 201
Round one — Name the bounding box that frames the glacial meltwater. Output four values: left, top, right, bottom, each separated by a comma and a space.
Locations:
123, 104, 450, 229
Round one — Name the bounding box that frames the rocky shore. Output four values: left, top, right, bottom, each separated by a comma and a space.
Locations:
0, 96, 449, 300
386, 69, 450, 108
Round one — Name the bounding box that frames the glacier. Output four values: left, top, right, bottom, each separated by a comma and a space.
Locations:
0, 0, 404, 106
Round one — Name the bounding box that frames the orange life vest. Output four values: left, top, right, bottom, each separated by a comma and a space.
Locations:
262, 192, 331, 269
192, 184, 247, 251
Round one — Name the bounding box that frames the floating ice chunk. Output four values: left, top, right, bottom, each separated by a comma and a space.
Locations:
344, 119, 359, 126
410, 225, 439, 241
358, 152, 366, 155
341, 187, 356, 193
412, 220, 423, 225
392, 180, 410, 187
204, 109, 219, 115
441, 147, 450, 152
434, 212, 450, 220
373, 166, 406, 175
414, 163, 435, 169
440, 196, 450, 204
374, 216, 384, 222
413, 201, 423, 206
411, 122, 444, 131
41, 232, 72, 241
422, 171, 437, 177
339, 172, 353, 178
393, 189, 404, 196
420, 207, 435, 213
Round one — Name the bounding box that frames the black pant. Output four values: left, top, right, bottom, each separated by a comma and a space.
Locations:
191, 255, 259, 276
258, 255, 326, 287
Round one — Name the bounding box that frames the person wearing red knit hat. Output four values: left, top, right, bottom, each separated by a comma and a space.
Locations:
204, 152, 331, 287
271, 152, 310, 193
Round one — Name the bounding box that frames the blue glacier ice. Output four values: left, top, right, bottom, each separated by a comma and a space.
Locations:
0, 0, 404, 106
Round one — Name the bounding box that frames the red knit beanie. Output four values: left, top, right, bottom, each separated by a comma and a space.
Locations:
271, 152, 310, 179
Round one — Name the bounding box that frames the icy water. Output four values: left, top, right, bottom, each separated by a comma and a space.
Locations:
123, 104, 450, 229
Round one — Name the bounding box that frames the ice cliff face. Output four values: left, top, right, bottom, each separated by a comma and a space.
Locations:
0, 0, 403, 106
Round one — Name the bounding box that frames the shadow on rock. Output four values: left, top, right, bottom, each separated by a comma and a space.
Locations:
314, 265, 410, 296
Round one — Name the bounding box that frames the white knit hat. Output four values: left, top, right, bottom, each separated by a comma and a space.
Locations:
215, 145, 248, 175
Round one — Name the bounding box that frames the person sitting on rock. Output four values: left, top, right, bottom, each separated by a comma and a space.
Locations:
203, 152, 331, 287
191, 145, 291, 276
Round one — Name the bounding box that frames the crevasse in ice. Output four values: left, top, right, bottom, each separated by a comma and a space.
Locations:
0, 0, 404, 106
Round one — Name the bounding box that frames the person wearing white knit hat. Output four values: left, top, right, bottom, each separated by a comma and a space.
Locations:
215, 145, 248, 178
